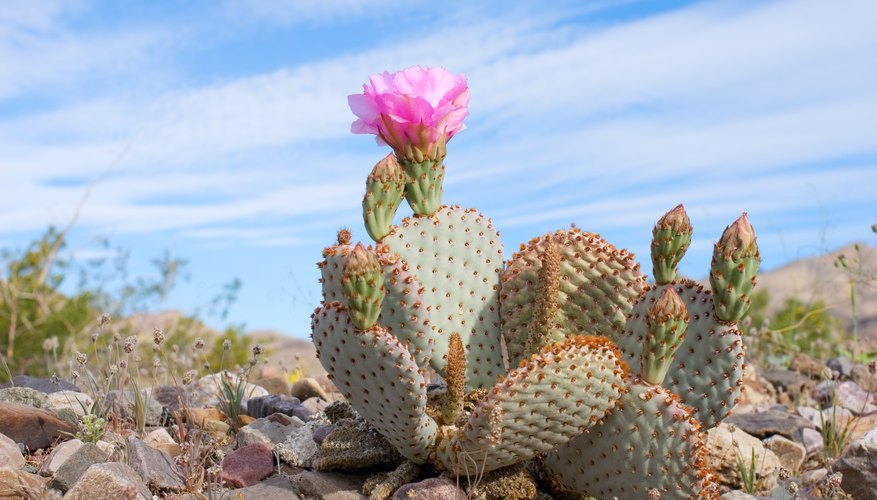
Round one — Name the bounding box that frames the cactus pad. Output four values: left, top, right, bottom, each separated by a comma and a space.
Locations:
312, 302, 437, 462
615, 280, 745, 428
501, 228, 646, 367
319, 245, 438, 371
382, 205, 505, 389
545, 380, 718, 499
435, 336, 628, 475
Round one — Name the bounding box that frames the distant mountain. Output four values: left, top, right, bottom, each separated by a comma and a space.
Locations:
753, 242, 877, 344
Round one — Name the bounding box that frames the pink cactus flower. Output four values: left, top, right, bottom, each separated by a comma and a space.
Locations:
348, 66, 469, 159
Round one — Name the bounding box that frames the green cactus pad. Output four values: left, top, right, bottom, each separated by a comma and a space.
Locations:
615, 280, 745, 428
545, 380, 718, 499
435, 336, 628, 475
319, 244, 438, 371
311, 302, 437, 462
501, 228, 647, 368
382, 205, 505, 389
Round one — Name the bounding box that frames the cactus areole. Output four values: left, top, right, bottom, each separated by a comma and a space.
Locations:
308, 66, 758, 499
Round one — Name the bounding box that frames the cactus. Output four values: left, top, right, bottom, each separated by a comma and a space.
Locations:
308, 67, 760, 499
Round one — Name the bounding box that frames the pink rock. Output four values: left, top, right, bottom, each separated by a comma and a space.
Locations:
392, 477, 466, 500
222, 443, 275, 488
0, 433, 24, 469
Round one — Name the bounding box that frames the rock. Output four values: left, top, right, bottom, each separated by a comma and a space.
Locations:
324, 401, 357, 423
255, 376, 289, 395
763, 435, 806, 473
96, 438, 127, 462
827, 357, 854, 378
470, 463, 537, 500
0, 375, 79, 394
719, 492, 758, 500
45, 391, 94, 419
49, 442, 107, 492
312, 424, 337, 445
101, 389, 164, 426
835, 380, 877, 414
362, 461, 422, 499
761, 369, 815, 401
725, 409, 814, 439
237, 413, 302, 448
798, 405, 854, 429
0, 434, 23, 469
314, 418, 402, 470
191, 372, 268, 408
392, 477, 466, 500
144, 427, 176, 446
799, 467, 828, 487
229, 475, 302, 499
127, 435, 186, 492
291, 377, 330, 401
38, 438, 82, 476
789, 353, 826, 378
0, 387, 49, 408
0, 467, 47, 498
295, 470, 367, 500
302, 397, 330, 416
707, 423, 780, 492
247, 394, 302, 419
221, 442, 275, 488
852, 365, 877, 392
63, 462, 152, 500
151, 384, 189, 413
276, 417, 328, 468
831, 439, 877, 499
793, 427, 824, 457
0, 402, 77, 451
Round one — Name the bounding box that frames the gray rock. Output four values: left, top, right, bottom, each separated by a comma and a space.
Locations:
313, 424, 337, 445
247, 394, 301, 419
229, 475, 302, 499
63, 462, 151, 500
835, 380, 877, 414
707, 423, 780, 492
45, 391, 94, 419
276, 418, 326, 468
831, 439, 877, 499
237, 413, 302, 448
392, 477, 466, 500
761, 369, 814, 399
0, 387, 49, 408
793, 427, 824, 457
101, 389, 164, 426
151, 384, 189, 413
126, 435, 186, 492
294, 470, 367, 500
827, 357, 854, 378
50, 442, 107, 492
38, 438, 83, 476
725, 409, 815, 439
302, 397, 330, 416
797, 405, 853, 429
314, 418, 402, 471
0, 375, 80, 394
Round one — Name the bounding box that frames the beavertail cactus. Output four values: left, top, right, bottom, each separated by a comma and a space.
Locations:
308, 66, 760, 499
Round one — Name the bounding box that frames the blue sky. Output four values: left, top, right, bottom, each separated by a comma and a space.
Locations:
1, 0, 876, 338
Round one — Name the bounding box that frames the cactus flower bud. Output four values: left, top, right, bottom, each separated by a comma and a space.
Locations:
651, 204, 692, 284
341, 243, 385, 330
710, 213, 760, 323
363, 154, 406, 242
642, 286, 689, 384
715, 213, 758, 261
